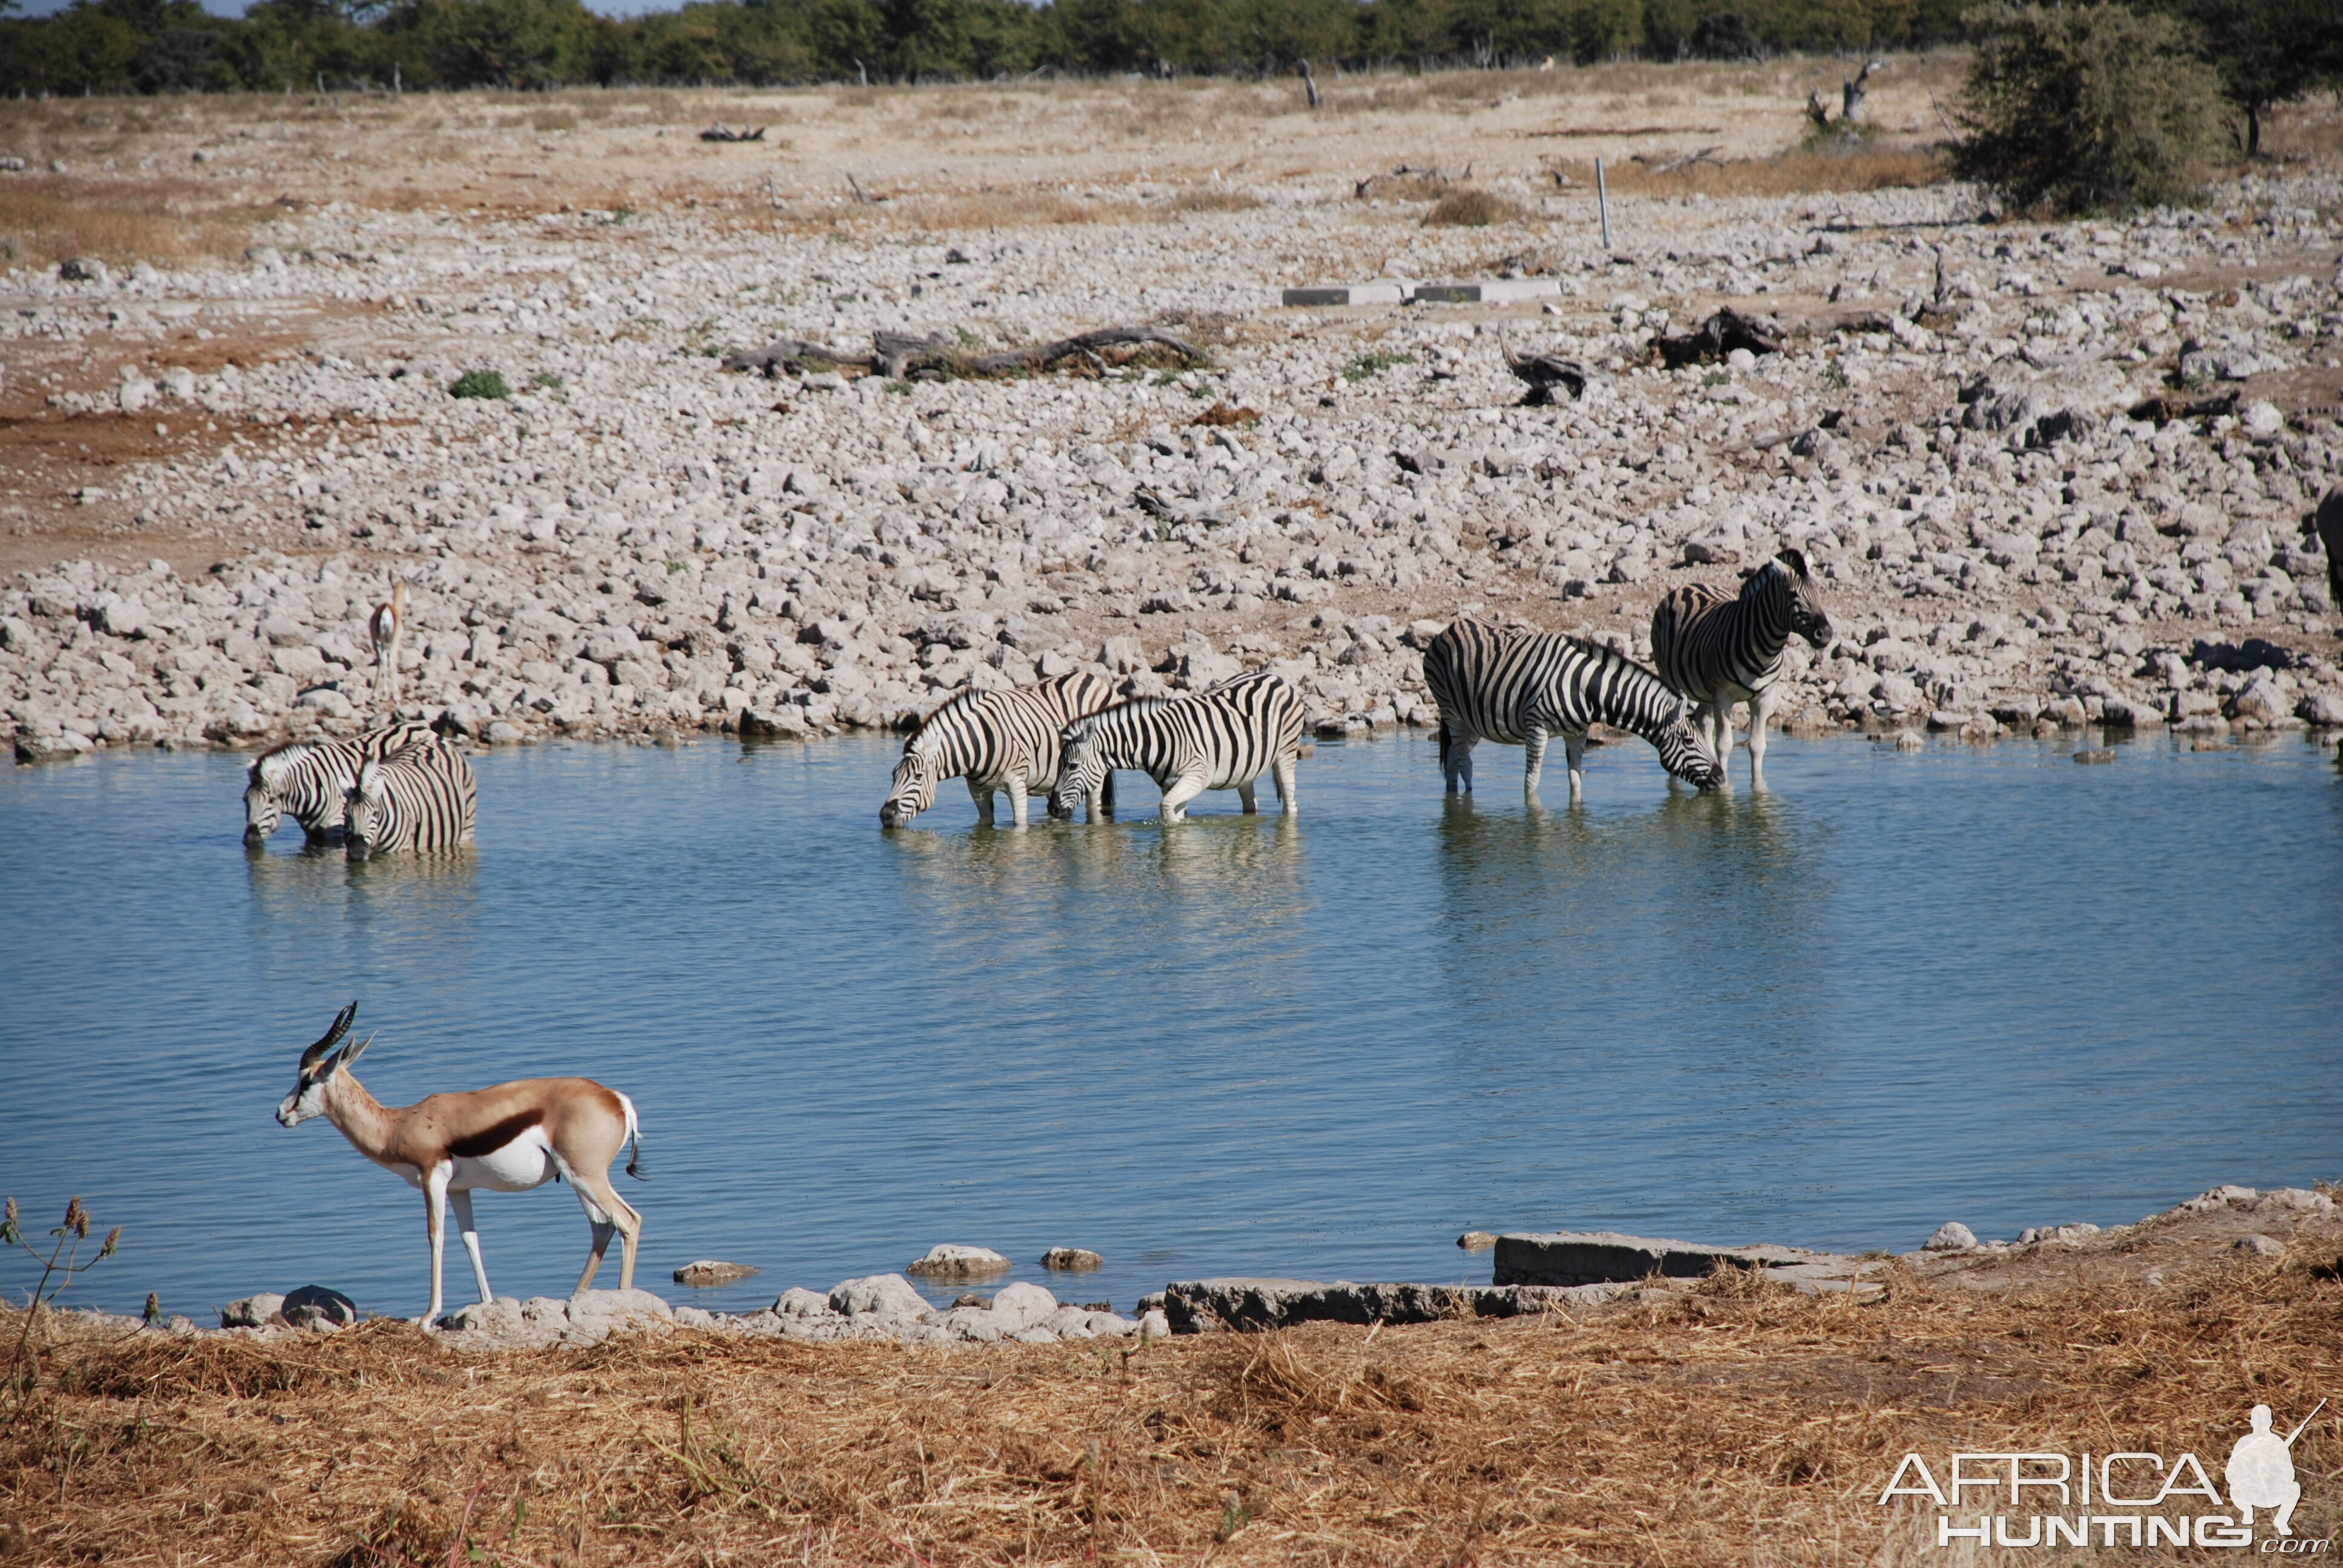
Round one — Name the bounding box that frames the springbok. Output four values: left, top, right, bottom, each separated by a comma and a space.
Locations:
275, 1002, 646, 1327
367, 581, 409, 708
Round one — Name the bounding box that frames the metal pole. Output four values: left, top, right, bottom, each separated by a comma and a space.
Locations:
1596, 157, 1612, 250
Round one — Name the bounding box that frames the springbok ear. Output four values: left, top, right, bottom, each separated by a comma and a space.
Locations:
1778, 546, 1809, 579
333, 1031, 376, 1074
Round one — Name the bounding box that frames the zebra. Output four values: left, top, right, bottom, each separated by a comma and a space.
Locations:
345, 738, 478, 859
1423, 619, 1725, 798
1047, 670, 1305, 823
244, 720, 434, 847
1649, 547, 1833, 783
879, 671, 1118, 828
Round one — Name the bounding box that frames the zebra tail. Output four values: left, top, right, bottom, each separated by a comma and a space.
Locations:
1438, 719, 1450, 775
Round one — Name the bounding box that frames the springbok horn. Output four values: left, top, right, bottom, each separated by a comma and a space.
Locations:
300, 1002, 358, 1076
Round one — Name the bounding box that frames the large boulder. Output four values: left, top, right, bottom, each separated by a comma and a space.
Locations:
280, 1285, 358, 1330
829, 1274, 931, 1321
905, 1244, 1011, 1278
564, 1289, 673, 1345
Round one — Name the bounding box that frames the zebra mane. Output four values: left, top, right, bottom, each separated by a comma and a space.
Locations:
254, 739, 323, 786
905, 685, 993, 753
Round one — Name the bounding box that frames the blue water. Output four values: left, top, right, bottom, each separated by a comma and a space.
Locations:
1, 729, 2338, 1324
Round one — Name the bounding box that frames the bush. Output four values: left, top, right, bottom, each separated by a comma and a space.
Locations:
1950, 3, 2221, 217
1423, 188, 1524, 227
449, 369, 511, 400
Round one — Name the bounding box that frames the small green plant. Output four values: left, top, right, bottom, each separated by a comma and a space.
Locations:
1702, 368, 1730, 387
666, 558, 689, 574
4, 1195, 120, 1420
1823, 358, 1850, 390
1342, 350, 1415, 384
1187, 379, 1216, 400
529, 371, 563, 390
1150, 368, 1183, 387
597, 206, 634, 226
1216, 1491, 1251, 1542
883, 379, 913, 396
1950, 3, 2221, 216
450, 369, 510, 400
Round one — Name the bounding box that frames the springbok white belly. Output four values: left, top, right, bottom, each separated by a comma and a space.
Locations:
450, 1127, 560, 1193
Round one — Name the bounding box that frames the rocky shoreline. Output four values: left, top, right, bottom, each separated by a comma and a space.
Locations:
59, 1181, 2335, 1353
7, 152, 2343, 766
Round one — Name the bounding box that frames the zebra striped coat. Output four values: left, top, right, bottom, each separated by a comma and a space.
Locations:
880, 671, 1119, 828
1047, 670, 1305, 823
345, 737, 477, 858
1650, 548, 1832, 780
244, 720, 434, 846
1423, 619, 1725, 797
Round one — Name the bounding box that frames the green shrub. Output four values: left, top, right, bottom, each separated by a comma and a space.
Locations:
1950, 3, 2221, 216
450, 368, 511, 400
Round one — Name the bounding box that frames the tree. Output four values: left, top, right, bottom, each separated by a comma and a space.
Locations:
1950, 3, 2221, 215
2152, 0, 2343, 157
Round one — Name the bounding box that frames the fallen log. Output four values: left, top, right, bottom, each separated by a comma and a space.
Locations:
722, 326, 1206, 382
1651, 307, 1783, 368
1498, 333, 1598, 405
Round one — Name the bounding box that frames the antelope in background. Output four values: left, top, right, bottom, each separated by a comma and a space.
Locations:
275, 1002, 646, 1327
367, 580, 409, 710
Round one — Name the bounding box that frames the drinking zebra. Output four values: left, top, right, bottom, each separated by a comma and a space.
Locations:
1047, 670, 1305, 823
880, 671, 1119, 828
244, 720, 434, 847
345, 738, 478, 859
1423, 619, 1725, 797
1650, 548, 1833, 783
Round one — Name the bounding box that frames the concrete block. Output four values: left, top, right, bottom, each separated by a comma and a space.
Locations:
1412, 278, 1562, 304
1282, 282, 1407, 307
1492, 1229, 1864, 1291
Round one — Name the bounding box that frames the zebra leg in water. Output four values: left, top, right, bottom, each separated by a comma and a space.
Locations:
1563, 731, 1588, 796
1522, 723, 1548, 797
1159, 769, 1212, 822
1441, 725, 1477, 794
1746, 688, 1777, 783
1271, 753, 1298, 814
967, 777, 996, 825
1236, 780, 1257, 814
1004, 773, 1030, 828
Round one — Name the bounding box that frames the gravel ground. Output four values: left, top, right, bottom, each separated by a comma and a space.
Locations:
5, 76, 2343, 769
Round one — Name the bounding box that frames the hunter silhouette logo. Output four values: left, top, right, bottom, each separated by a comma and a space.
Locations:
1877, 1399, 2330, 1550
2229, 1401, 2324, 1537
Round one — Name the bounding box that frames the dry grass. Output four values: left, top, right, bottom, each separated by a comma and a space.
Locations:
0, 177, 260, 270
1163, 187, 1262, 213
1554, 139, 1951, 200
1424, 187, 1527, 227
5, 1236, 2338, 1566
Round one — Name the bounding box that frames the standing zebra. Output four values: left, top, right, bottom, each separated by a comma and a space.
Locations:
880, 671, 1119, 828
1047, 670, 1305, 823
1424, 619, 1725, 798
244, 720, 434, 847
1649, 548, 1833, 784
345, 737, 478, 859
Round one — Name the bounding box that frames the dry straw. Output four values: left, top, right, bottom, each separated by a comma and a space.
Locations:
4, 1235, 2336, 1565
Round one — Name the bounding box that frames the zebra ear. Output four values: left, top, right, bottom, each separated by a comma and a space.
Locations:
1672, 695, 1690, 725
1778, 546, 1810, 579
